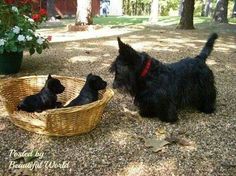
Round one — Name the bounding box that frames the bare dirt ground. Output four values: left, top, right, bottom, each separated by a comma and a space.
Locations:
0, 25, 236, 176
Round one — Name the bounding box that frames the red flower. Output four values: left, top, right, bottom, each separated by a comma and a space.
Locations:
20, 0, 33, 4
4, 0, 15, 4
32, 14, 41, 22
47, 36, 52, 41
39, 8, 47, 16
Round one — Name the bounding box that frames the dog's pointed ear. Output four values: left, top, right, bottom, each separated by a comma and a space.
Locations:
117, 37, 132, 54
117, 37, 139, 64
117, 37, 124, 50
48, 74, 52, 79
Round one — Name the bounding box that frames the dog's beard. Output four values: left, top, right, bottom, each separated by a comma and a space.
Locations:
114, 84, 136, 97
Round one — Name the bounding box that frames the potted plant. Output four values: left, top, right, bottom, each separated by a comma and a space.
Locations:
0, 0, 49, 74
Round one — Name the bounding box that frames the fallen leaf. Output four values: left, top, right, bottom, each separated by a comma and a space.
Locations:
12, 168, 32, 176
177, 128, 187, 135
24, 155, 39, 163
123, 106, 138, 116
165, 136, 192, 146
14, 150, 39, 164
144, 137, 169, 152
0, 123, 6, 131
156, 127, 166, 134
13, 157, 25, 164
24, 150, 39, 163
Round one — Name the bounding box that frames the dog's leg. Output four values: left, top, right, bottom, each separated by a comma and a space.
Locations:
135, 90, 179, 122
197, 71, 216, 114
198, 87, 216, 114
139, 102, 178, 123
158, 102, 178, 123
139, 108, 157, 118
135, 96, 157, 118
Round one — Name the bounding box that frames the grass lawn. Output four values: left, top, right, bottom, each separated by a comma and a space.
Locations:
41, 16, 236, 29
96, 15, 236, 26
93, 16, 236, 33
93, 15, 149, 26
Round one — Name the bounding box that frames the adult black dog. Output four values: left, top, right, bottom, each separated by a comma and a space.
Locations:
110, 33, 218, 123
64, 74, 107, 107
17, 74, 65, 112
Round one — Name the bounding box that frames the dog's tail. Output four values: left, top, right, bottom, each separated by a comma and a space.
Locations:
197, 33, 218, 62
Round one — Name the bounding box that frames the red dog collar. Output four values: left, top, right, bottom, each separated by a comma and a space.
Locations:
140, 58, 152, 78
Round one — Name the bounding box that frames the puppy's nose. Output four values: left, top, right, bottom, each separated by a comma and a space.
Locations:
62, 86, 65, 91
103, 82, 107, 87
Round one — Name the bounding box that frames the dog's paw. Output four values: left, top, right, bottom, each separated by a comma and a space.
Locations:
139, 110, 157, 118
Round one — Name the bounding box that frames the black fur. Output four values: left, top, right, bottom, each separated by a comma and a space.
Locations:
110, 33, 218, 123
17, 74, 65, 112
65, 74, 107, 107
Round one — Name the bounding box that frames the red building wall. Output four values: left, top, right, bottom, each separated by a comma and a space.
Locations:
54, 0, 77, 17
35, 0, 100, 17
92, 0, 100, 16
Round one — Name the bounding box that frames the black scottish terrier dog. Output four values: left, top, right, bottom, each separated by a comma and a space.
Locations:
65, 74, 107, 107
110, 33, 218, 123
17, 74, 65, 112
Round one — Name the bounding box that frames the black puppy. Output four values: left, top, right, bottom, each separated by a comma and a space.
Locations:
110, 33, 218, 123
65, 74, 107, 107
17, 74, 65, 112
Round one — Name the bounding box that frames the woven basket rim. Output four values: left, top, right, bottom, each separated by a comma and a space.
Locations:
0, 75, 115, 136
0, 75, 114, 115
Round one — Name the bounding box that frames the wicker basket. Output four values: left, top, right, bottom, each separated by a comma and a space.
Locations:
0, 75, 114, 136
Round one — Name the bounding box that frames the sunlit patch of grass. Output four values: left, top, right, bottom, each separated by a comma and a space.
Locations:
194, 16, 212, 24
229, 17, 236, 24
40, 16, 236, 34
93, 16, 149, 26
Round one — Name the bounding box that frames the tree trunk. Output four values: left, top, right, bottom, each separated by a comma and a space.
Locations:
178, 0, 184, 16
47, 0, 56, 18
149, 0, 159, 24
127, 0, 131, 15
201, 0, 205, 16
75, 0, 93, 25
213, 0, 228, 23
205, 0, 211, 16
232, 0, 236, 17
201, 0, 211, 17
177, 0, 195, 29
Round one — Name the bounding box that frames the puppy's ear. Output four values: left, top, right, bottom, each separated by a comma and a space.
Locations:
117, 37, 139, 65
48, 74, 52, 79
87, 73, 93, 78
